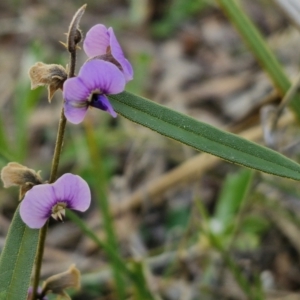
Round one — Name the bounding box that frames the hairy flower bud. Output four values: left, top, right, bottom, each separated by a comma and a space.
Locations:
28, 62, 67, 102
66, 4, 86, 52
1, 162, 43, 198
41, 264, 81, 299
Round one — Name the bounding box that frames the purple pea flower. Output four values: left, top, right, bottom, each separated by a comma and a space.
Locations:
83, 24, 133, 82
63, 60, 125, 124
20, 173, 91, 229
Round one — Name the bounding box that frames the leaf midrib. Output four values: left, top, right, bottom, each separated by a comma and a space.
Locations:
110, 93, 300, 177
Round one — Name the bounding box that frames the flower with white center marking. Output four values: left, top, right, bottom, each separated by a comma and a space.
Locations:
63, 59, 125, 124
20, 173, 91, 229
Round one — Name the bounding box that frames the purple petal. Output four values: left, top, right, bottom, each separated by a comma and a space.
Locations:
78, 60, 125, 94
108, 27, 134, 82
64, 100, 88, 124
83, 24, 109, 57
63, 77, 90, 124
63, 77, 90, 102
52, 174, 91, 212
119, 58, 134, 82
90, 94, 117, 117
20, 184, 56, 229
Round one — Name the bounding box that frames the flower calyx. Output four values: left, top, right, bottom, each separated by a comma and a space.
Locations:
28, 62, 67, 102
1, 162, 43, 199
31, 265, 80, 300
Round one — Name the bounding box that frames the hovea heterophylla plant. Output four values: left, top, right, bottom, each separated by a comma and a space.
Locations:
1, 3, 300, 300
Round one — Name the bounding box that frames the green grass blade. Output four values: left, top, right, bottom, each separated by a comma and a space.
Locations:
0, 112, 17, 163
214, 169, 253, 227
130, 261, 155, 300
216, 0, 300, 119
0, 206, 39, 300
109, 91, 300, 180
84, 121, 126, 299
208, 232, 260, 299
0, 117, 9, 153
67, 211, 154, 299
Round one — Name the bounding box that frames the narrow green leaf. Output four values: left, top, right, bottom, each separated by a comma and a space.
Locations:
214, 169, 253, 227
0, 206, 39, 300
67, 211, 154, 298
84, 121, 126, 299
0, 117, 9, 153
208, 231, 260, 299
216, 0, 300, 119
130, 261, 155, 300
109, 92, 300, 180
0, 114, 16, 163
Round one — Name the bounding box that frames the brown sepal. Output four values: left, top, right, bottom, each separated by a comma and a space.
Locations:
1, 162, 43, 199
28, 62, 67, 102
41, 264, 81, 299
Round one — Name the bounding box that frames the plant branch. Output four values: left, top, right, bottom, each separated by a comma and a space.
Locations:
31, 5, 86, 299
31, 221, 48, 300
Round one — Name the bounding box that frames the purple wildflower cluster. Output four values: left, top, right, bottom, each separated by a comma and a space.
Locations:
0, 7, 134, 299
63, 24, 133, 124
16, 23, 133, 228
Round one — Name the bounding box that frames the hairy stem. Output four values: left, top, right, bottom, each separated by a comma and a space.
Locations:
31, 221, 48, 300
31, 6, 81, 296
31, 107, 68, 298
49, 109, 67, 183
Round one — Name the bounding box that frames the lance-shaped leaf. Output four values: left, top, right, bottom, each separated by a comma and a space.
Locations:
214, 169, 253, 229
0, 206, 39, 300
109, 91, 300, 180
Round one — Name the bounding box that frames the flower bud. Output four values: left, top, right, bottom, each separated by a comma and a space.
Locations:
41, 264, 80, 299
1, 162, 43, 198
1, 162, 42, 187
66, 4, 86, 52
28, 62, 67, 102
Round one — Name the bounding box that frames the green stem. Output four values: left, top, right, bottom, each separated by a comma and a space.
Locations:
68, 51, 77, 79
67, 210, 155, 299
83, 119, 127, 299
31, 105, 67, 300
196, 197, 262, 300
30, 5, 87, 299
209, 233, 263, 300
31, 39, 75, 300
31, 221, 48, 300
31, 111, 67, 300
49, 109, 67, 183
